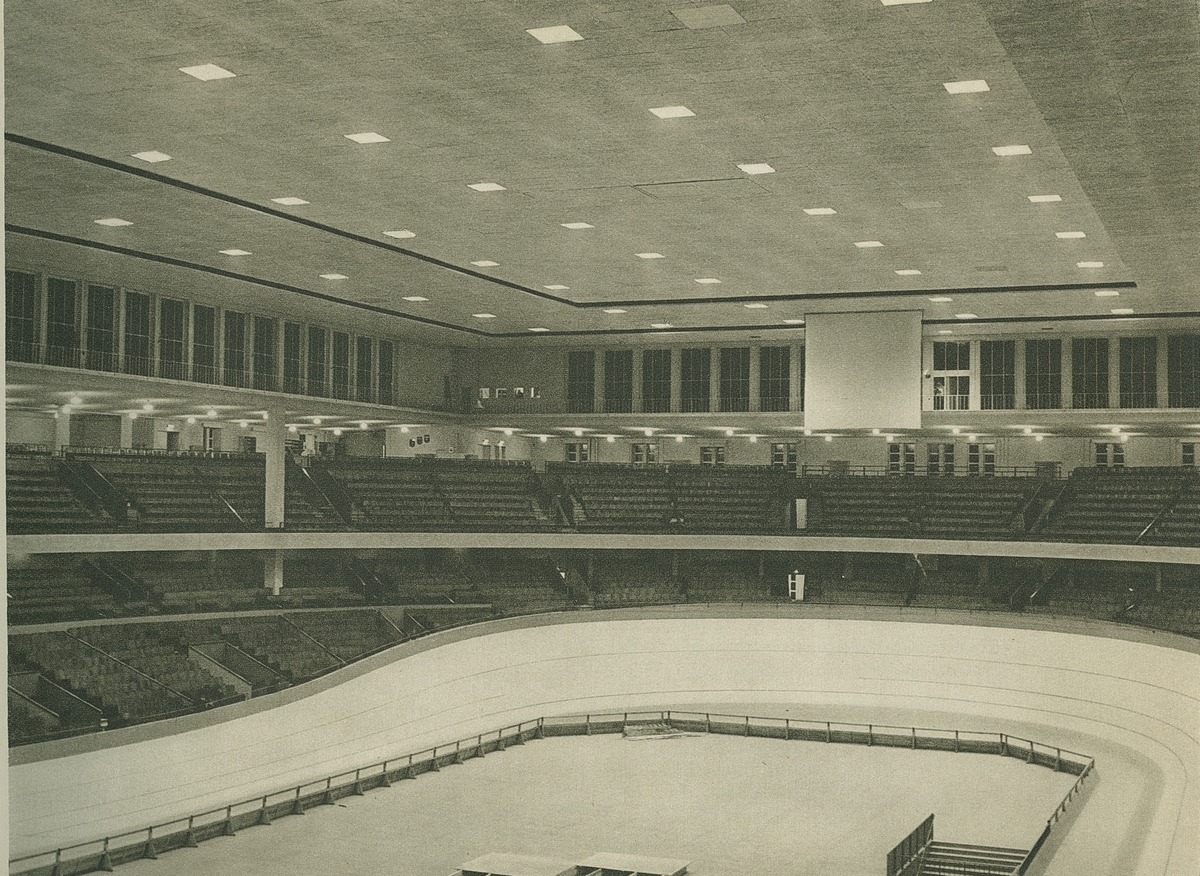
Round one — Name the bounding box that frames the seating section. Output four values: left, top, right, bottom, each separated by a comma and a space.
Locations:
1039, 469, 1194, 544
1144, 480, 1200, 547
320, 458, 456, 529
459, 550, 572, 615
554, 464, 673, 531
680, 551, 776, 603
803, 478, 921, 537
5, 453, 107, 533
672, 467, 789, 532
433, 462, 555, 530
588, 550, 683, 607
216, 615, 344, 681
368, 550, 483, 604
286, 609, 404, 660
6, 556, 122, 624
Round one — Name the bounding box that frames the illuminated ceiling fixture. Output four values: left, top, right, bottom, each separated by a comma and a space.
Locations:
896, 269, 922, 276
94, 217, 133, 226
220, 249, 252, 256
132, 150, 172, 163
384, 230, 416, 239
943, 80, 989, 93
649, 106, 695, 119
1094, 290, 1120, 297
471, 260, 500, 267
783, 318, 805, 325
561, 222, 594, 230
604, 308, 627, 314
992, 145, 1032, 156
320, 273, 349, 280
179, 64, 236, 81
1028, 194, 1062, 203
344, 132, 390, 144
1056, 231, 1086, 239
694, 278, 721, 284
737, 163, 775, 175
636, 252, 665, 259
528, 327, 550, 332
803, 208, 836, 216
473, 313, 497, 319
1077, 261, 1105, 268
403, 296, 428, 302
526, 25, 583, 43
271, 197, 309, 206
745, 303, 768, 309
468, 182, 506, 192
545, 285, 570, 291
650, 323, 673, 329
854, 241, 884, 248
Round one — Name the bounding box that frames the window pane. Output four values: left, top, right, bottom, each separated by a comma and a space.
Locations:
603, 349, 633, 413
193, 305, 217, 383
681, 348, 710, 413
1119, 336, 1157, 408
356, 337, 373, 402
223, 310, 247, 387
46, 278, 79, 367
1168, 335, 1200, 408
1025, 339, 1061, 409
86, 285, 117, 372
1072, 337, 1109, 408
332, 331, 351, 400
253, 316, 277, 391
124, 290, 152, 375
307, 326, 327, 396
377, 340, 394, 405
567, 351, 595, 414
979, 340, 1014, 410
642, 349, 671, 413
159, 298, 187, 380
759, 346, 790, 412
5, 270, 39, 362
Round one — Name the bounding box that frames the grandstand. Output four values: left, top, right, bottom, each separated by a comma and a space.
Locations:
5, 0, 1199, 875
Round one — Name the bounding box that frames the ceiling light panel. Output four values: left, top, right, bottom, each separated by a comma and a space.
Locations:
561, 222, 594, 229
271, 197, 309, 205
636, 252, 665, 259
471, 260, 500, 267
1028, 194, 1063, 203
1056, 231, 1086, 239
803, 208, 837, 215
319, 273, 348, 280
179, 64, 235, 81
1094, 290, 1120, 297
1111, 308, 1134, 314
219, 249, 252, 256
473, 313, 497, 319
992, 145, 1032, 156
649, 106, 695, 119
132, 151, 171, 163
603, 308, 627, 314
545, 285, 570, 291
526, 25, 583, 44
384, 230, 416, 239
896, 269, 922, 275
943, 80, 989, 94
468, 182, 506, 192
694, 278, 721, 284
1077, 261, 1105, 268
881, 0, 932, 5
737, 163, 775, 175
744, 303, 768, 309
94, 217, 133, 226
403, 296, 428, 302
344, 132, 390, 144
783, 319, 805, 325
854, 241, 884, 248
929, 296, 953, 302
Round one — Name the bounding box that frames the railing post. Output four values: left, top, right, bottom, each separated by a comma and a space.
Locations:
706, 713, 711, 734
257, 794, 273, 825
954, 730, 960, 753
353, 768, 366, 794
430, 746, 440, 772
322, 776, 336, 803
745, 715, 750, 736
1027, 739, 1035, 764
380, 760, 392, 787
911, 727, 917, 749
826, 721, 831, 743
51, 849, 62, 876
784, 718, 790, 741
98, 837, 114, 872
143, 826, 158, 860
292, 786, 306, 815
222, 804, 236, 836
585, 714, 591, 736
868, 724, 873, 746
186, 814, 201, 845
1054, 748, 1062, 772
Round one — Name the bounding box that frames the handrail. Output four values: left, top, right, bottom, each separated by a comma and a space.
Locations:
8, 710, 1093, 875
1134, 480, 1190, 544
59, 630, 194, 706
278, 615, 348, 667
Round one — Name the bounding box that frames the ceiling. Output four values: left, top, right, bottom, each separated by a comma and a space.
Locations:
5, 0, 1197, 346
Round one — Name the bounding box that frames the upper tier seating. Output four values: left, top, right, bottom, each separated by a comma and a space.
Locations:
553, 464, 674, 531
6, 556, 122, 624
1142, 479, 1200, 547
5, 452, 108, 533
317, 457, 456, 530
671, 466, 790, 532
1039, 468, 1196, 544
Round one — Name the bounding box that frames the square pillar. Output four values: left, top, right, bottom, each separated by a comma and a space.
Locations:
264, 549, 284, 596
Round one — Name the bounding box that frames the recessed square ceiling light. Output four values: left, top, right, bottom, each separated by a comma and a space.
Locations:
1028, 194, 1062, 203
929, 296, 953, 302
636, 252, 665, 259
561, 222, 594, 229
179, 64, 236, 81
471, 260, 500, 267
526, 25, 583, 44
938, 329, 953, 334
473, 313, 497, 319
854, 241, 884, 248
320, 273, 349, 280
745, 303, 768, 309
545, 284, 570, 291
803, 208, 837, 216
271, 197, 309, 205
528, 327, 550, 332
403, 296, 428, 302
1056, 231, 1086, 239
1094, 289, 1120, 297
737, 163, 775, 175
132, 150, 172, 163
672, 5, 746, 28
603, 308, 627, 314
1111, 308, 1134, 314
94, 217, 133, 226
943, 80, 989, 94
955, 313, 979, 319
384, 230, 416, 239
219, 249, 252, 256
896, 269, 922, 276
992, 145, 1032, 156
1077, 261, 1104, 268
650, 323, 673, 329
468, 182, 506, 192
344, 132, 390, 144
649, 106, 695, 119
694, 278, 721, 284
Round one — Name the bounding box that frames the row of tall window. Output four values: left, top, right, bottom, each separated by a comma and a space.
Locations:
930, 337, 1200, 410
6, 270, 398, 406
567, 346, 798, 414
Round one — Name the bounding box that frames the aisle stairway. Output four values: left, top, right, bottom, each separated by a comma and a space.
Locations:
919, 841, 1028, 875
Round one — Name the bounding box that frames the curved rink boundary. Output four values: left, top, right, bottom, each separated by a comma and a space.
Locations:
9, 605, 1199, 876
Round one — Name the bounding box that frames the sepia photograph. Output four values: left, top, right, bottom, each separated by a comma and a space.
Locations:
4, 1, 1199, 875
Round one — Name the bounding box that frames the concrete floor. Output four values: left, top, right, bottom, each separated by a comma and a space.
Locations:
117, 730, 1080, 876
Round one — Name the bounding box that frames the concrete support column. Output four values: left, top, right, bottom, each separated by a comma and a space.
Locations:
54, 410, 71, 451
263, 403, 287, 529
264, 549, 284, 596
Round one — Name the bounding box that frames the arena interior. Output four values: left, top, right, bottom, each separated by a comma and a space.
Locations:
4, 1, 1199, 875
